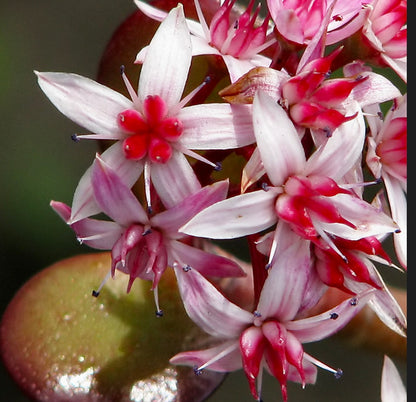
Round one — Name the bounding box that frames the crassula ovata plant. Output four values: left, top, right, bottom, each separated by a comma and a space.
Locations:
1, 0, 406, 401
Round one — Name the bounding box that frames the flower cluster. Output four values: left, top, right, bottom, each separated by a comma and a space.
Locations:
36, 0, 406, 400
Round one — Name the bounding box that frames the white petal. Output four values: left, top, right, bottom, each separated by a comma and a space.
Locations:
138, 5, 191, 111
257, 233, 312, 322
179, 104, 255, 149
381, 356, 406, 402
322, 193, 400, 240
150, 151, 201, 209
305, 103, 365, 181
35, 71, 131, 137
253, 91, 306, 186
288, 290, 375, 342
384, 175, 407, 268
346, 71, 402, 108
174, 268, 252, 338
180, 189, 280, 239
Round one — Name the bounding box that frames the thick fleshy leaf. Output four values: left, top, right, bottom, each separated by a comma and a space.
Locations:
253, 91, 306, 186
92, 156, 148, 226
151, 180, 229, 237
175, 268, 253, 338
180, 188, 280, 239
287, 290, 375, 343
0, 253, 225, 401
35, 71, 131, 137
178, 104, 255, 149
138, 5, 192, 111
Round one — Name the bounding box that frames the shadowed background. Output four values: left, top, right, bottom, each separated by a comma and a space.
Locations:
0, 1, 406, 401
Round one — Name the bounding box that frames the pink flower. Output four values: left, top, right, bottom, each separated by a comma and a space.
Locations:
50, 155, 245, 313
134, 0, 276, 82
365, 94, 406, 268
361, 0, 407, 81
171, 237, 375, 400
36, 5, 255, 211
181, 91, 399, 262
267, 0, 368, 46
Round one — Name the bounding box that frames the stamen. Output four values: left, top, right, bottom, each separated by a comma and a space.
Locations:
153, 285, 163, 317
214, 161, 222, 171
176, 145, 218, 168
120, 65, 139, 106
144, 161, 152, 213
91, 269, 112, 297
193, 366, 203, 376
182, 264, 192, 272
172, 78, 211, 114
314, 223, 348, 262
197, 342, 239, 371
330, 313, 339, 319
71, 134, 80, 142
350, 297, 358, 306
304, 352, 342, 377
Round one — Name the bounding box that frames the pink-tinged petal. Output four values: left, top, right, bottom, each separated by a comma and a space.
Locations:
138, 5, 191, 111
70, 143, 143, 223
151, 180, 229, 236
381, 356, 406, 402
174, 268, 252, 338
344, 258, 406, 336
50, 201, 122, 249
345, 71, 402, 108
35, 71, 131, 138
384, 175, 407, 268
169, 240, 246, 278
322, 193, 400, 240
257, 236, 312, 322
180, 189, 280, 239
304, 103, 365, 181
189, 35, 221, 57
178, 104, 255, 149
133, 0, 167, 22
91, 156, 148, 226
287, 290, 375, 343
170, 340, 242, 372
253, 91, 306, 186
150, 151, 201, 209
380, 54, 407, 83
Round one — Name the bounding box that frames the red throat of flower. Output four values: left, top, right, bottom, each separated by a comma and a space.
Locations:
118, 95, 183, 163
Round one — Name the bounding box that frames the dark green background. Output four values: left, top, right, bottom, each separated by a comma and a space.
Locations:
0, 1, 406, 401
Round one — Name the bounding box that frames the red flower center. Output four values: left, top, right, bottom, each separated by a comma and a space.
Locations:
118, 95, 183, 163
